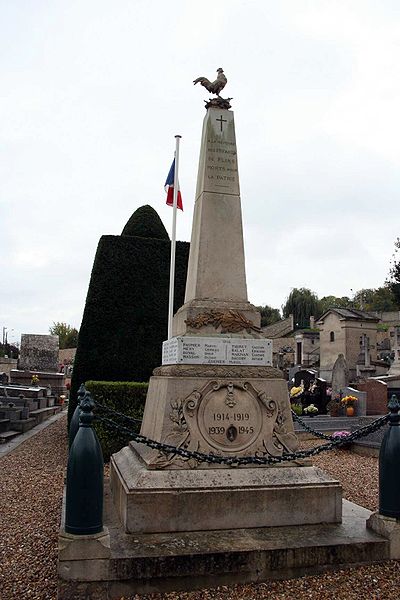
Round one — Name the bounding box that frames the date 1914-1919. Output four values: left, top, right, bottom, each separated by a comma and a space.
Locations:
213, 412, 250, 422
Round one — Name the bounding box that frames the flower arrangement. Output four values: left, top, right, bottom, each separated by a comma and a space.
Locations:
332, 430, 350, 439
291, 402, 303, 416
58, 395, 66, 406
31, 374, 40, 385
304, 403, 318, 415
341, 395, 358, 407
290, 385, 303, 399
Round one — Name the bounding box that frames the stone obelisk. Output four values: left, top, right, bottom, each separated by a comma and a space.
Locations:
110, 77, 342, 535
173, 106, 261, 337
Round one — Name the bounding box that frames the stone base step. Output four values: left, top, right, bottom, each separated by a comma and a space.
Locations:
0, 418, 10, 433
0, 430, 20, 444
30, 406, 62, 425
293, 415, 381, 435
58, 485, 389, 599
10, 417, 36, 433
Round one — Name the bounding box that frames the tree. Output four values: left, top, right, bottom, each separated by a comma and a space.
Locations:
387, 237, 400, 307
49, 322, 79, 349
282, 288, 320, 329
353, 287, 398, 312
257, 305, 282, 328
318, 295, 352, 315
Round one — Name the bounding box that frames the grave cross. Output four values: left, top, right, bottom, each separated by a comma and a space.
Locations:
216, 114, 227, 132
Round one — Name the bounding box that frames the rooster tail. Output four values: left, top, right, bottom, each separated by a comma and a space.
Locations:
193, 76, 210, 86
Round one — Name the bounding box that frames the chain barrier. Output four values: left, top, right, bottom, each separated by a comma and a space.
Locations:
94, 410, 390, 467
291, 410, 389, 442
291, 411, 335, 440
93, 399, 142, 426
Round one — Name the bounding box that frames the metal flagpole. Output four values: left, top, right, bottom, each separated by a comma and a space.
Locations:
167, 135, 181, 340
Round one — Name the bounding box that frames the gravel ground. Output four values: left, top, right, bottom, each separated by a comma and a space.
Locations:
0, 417, 398, 600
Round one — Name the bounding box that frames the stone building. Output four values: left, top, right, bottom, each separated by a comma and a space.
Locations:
294, 330, 320, 367
317, 308, 380, 383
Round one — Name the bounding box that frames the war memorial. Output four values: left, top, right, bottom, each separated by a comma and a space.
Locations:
58, 71, 398, 599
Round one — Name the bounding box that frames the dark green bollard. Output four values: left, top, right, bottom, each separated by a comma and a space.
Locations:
68, 383, 86, 448
65, 390, 104, 535
379, 394, 400, 517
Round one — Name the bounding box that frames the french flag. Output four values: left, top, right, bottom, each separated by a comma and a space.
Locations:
164, 159, 183, 211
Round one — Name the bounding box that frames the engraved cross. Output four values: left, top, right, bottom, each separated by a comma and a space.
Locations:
216, 114, 227, 132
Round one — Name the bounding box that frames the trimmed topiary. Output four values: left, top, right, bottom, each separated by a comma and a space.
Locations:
69, 206, 189, 424
86, 380, 148, 461
121, 204, 170, 240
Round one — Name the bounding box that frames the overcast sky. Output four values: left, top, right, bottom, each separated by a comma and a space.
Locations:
2, 0, 400, 345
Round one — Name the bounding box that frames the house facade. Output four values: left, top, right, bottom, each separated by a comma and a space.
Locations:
317, 308, 379, 383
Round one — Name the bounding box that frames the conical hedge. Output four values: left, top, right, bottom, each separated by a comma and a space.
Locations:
121, 204, 169, 240
69, 206, 189, 423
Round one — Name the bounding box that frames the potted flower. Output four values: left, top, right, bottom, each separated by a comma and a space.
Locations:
31, 374, 40, 386
291, 402, 303, 416
332, 430, 351, 446
58, 394, 66, 406
303, 403, 318, 417
290, 384, 303, 400
341, 395, 358, 416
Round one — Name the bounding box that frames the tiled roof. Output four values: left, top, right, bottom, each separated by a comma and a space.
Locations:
317, 308, 380, 323
262, 316, 294, 338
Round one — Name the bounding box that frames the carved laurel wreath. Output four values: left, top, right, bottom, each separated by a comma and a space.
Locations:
185, 309, 261, 334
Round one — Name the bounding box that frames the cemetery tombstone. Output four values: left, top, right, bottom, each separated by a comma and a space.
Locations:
19, 334, 59, 372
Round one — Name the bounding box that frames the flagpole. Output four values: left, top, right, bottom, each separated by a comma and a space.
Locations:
167, 135, 181, 340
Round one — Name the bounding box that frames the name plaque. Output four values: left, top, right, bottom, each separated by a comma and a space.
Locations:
162, 336, 272, 367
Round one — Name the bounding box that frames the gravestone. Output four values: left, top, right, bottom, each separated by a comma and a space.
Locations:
19, 334, 59, 372
110, 99, 341, 534
12, 335, 66, 396
388, 326, 400, 375
331, 353, 349, 398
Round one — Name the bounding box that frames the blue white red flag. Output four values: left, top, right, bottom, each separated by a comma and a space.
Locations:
164, 159, 183, 211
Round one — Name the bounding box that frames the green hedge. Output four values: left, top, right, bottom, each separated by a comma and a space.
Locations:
69, 206, 189, 423
86, 380, 148, 461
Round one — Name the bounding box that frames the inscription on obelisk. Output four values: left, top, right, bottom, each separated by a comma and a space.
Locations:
197, 110, 240, 198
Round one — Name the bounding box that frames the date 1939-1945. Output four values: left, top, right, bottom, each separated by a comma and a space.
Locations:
208, 426, 254, 435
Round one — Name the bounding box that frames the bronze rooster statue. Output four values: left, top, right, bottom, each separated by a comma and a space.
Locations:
193, 68, 227, 96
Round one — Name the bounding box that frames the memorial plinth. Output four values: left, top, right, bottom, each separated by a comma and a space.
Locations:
110, 105, 341, 535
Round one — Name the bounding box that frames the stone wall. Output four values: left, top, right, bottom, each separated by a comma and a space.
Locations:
59, 348, 76, 365
0, 358, 18, 379
319, 313, 378, 382
271, 337, 295, 369
319, 313, 346, 381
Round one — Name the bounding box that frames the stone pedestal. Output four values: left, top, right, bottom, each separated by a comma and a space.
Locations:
111, 451, 341, 534
367, 511, 400, 558
110, 366, 342, 533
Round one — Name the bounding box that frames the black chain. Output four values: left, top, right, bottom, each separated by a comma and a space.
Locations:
291, 410, 389, 442
93, 399, 143, 425
291, 411, 335, 440
95, 411, 389, 466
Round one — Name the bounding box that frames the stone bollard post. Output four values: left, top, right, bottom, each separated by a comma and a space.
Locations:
379, 394, 400, 518
68, 383, 86, 448
65, 390, 104, 535
367, 394, 400, 558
